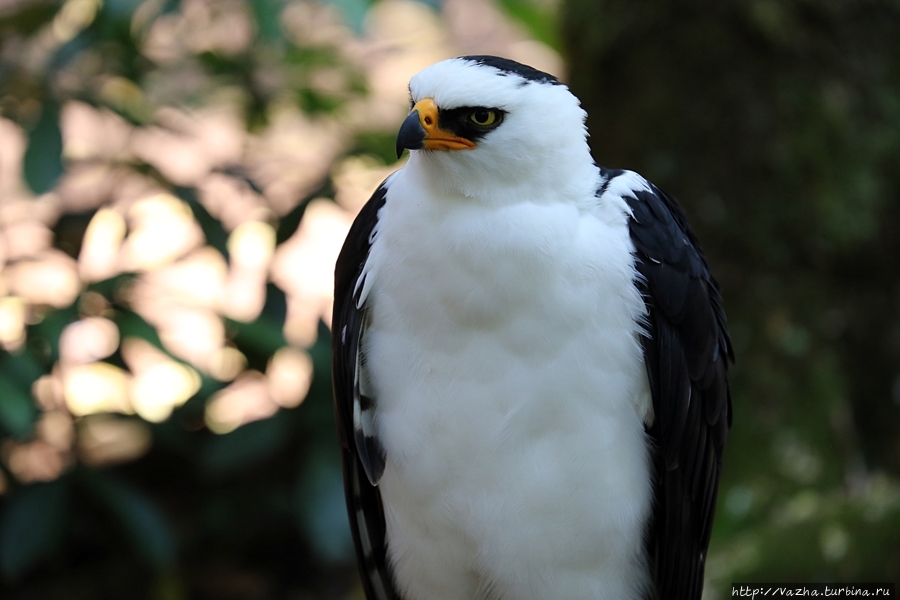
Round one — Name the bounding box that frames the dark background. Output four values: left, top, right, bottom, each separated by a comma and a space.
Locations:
0, 0, 898, 598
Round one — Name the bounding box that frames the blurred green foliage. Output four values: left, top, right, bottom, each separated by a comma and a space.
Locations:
564, 0, 900, 591
0, 0, 385, 597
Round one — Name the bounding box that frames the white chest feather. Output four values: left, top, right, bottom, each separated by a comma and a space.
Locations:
362, 168, 654, 600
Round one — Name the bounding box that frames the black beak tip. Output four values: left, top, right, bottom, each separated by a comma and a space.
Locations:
396, 110, 426, 158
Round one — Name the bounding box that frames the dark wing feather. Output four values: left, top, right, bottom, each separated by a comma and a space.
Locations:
332, 182, 400, 600
614, 172, 733, 600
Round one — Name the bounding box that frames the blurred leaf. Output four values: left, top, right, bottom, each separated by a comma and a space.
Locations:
307, 322, 333, 380
228, 315, 287, 362
0, 479, 68, 580
197, 50, 246, 76
53, 210, 96, 259
0, 371, 38, 437
200, 414, 291, 476
26, 304, 78, 365
0, 1, 58, 36
216, 166, 265, 196
284, 45, 342, 68
176, 187, 229, 257
49, 32, 91, 71
351, 132, 399, 166
23, 101, 64, 195
250, 0, 285, 43
105, 0, 146, 19
496, 0, 560, 50
115, 308, 165, 349
275, 177, 334, 245
262, 283, 287, 324
275, 200, 309, 245
113, 307, 206, 385
87, 273, 135, 301
0, 350, 46, 436
92, 4, 146, 79
294, 447, 353, 562
282, 46, 367, 115
96, 76, 152, 124
295, 87, 345, 115
81, 472, 177, 568
0, 350, 44, 392
324, 0, 371, 34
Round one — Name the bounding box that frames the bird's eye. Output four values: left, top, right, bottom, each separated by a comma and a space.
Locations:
469, 109, 498, 126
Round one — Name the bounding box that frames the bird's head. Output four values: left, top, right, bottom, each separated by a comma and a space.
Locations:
396, 56, 597, 204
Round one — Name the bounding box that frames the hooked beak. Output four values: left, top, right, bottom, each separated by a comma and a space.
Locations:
396, 98, 476, 158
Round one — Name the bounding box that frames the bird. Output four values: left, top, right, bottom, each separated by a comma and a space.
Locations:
332, 55, 732, 600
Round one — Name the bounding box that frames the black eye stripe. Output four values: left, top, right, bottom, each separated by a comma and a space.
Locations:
438, 106, 505, 142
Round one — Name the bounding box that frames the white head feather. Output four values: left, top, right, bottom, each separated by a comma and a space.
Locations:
404, 57, 600, 207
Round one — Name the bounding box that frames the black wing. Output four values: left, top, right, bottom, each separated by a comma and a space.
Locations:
332, 182, 400, 600
611, 169, 733, 600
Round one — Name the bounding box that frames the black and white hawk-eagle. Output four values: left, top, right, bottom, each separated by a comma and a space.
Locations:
332, 56, 732, 600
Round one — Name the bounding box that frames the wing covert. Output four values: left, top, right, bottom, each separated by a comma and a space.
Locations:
612, 170, 733, 600
333, 182, 399, 600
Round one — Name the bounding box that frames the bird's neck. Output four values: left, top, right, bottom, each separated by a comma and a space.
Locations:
407, 146, 599, 209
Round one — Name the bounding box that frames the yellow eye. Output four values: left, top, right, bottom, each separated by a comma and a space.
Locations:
469, 109, 498, 126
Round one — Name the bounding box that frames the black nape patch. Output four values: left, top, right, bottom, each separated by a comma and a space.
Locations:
460, 55, 563, 86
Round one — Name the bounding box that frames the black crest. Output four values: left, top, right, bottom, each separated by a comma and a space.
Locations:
460, 55, 563, 86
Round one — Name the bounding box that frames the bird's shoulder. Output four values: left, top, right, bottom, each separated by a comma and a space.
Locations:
335, 182, 388, 307
597, 164, 732, 600
332, 179, 399, 600
597, 165, 732, 374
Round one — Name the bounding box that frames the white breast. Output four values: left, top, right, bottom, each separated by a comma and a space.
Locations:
362, 164, 654, 600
